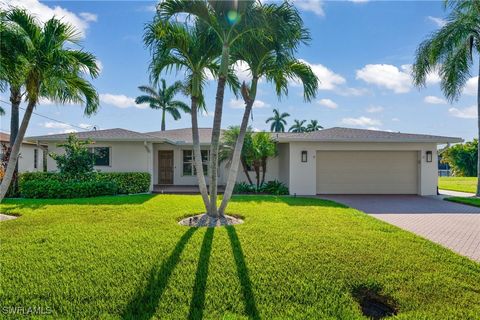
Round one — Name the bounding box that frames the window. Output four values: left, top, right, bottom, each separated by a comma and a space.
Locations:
88, 147, 110, 166
183, 150, 208, 176
34, 149, 38, 169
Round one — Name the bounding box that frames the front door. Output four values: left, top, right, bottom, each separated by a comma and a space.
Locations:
158, 150, 174, 184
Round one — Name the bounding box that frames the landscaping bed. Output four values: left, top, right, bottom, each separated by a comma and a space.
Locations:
0, 195, 479, 319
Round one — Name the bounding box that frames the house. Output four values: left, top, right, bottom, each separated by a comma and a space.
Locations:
27, 127, 462, 196
0, 132, 46, 173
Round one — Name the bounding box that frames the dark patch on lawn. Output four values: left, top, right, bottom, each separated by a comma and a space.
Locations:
352, 284, 398, 319
177, 212, 245, 222
231, 195, 348, 208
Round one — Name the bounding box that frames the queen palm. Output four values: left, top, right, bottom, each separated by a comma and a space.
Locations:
0, 13, 99, 202
218, 2, 318, 215
135, 79, 190, 131
306, 120, 323, 132
289, 119, 307, 133
158, 0, 260, 216
412, 1, 480, 196
266, 108, 290, 132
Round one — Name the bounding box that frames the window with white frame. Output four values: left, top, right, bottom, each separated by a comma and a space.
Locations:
182, 150, 208, 176
88, 147, 110, 166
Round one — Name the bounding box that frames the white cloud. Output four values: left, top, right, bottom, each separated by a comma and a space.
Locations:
0, 0, 97, 38
349, 0, 369, 3
96, 60, 103, 74
392, 117, 400, 122
229, 98, 269, 109
296, 59, 345, 91
78, 123, 93, 129
43, 122, 71, 129
424, 95, 446, 104
427, 16, 446, 27
336, 87, 369, 96
464, 76, 478, 96
316, 98, 337, 109
41, 122, 92, 133
293, 0, 324, 16
366, 105, 383, 113
400, 64, 440, 85
100, 93, 148, 109
356, 64, 411, 93
341, 116, 381, 127
449, 105, 477, 119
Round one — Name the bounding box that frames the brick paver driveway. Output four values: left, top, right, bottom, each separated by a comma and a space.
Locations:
320, 195, 480, 262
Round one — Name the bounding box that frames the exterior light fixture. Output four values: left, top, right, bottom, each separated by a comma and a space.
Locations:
426, 151, 432, 162
301, 151, 308, 162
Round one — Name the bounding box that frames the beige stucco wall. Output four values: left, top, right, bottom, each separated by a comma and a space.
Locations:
277, 143, 290, 186
18, 144, 44, 173
287, 141, 438, 196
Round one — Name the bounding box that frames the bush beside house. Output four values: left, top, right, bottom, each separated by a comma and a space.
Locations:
233, 180, 289, 195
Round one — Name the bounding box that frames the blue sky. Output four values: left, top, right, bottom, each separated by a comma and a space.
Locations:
0, 0, 478, 140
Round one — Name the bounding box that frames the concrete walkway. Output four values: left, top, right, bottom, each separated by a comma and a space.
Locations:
439, 189, 476, 198
320, 195, 480, 262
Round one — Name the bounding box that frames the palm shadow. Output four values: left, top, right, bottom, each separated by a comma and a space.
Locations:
188, 227, 215, 320
226, 226, 261, 320
230, 195, 347, 208
121, 227, 198, 320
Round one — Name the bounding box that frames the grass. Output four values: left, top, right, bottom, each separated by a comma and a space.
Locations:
446, 196, 480, 208
1, 195, 480, 319
439, 176, 477, 193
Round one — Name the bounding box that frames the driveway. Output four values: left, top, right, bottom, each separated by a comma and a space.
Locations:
320, 195, 480, 262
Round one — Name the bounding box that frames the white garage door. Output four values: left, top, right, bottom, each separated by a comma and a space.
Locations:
316, 151, 418, 194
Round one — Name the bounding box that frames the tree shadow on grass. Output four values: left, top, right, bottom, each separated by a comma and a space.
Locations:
188, 227, 214, 320
230, 195, 347, 208
121, 227, 198, 320
226, 226, 261, 320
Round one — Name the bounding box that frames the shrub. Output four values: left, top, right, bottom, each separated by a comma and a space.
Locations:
233, 182, 256, 194
96, 172, 150, 194
49, 134, 95, 180
233, 180, 289, 195
20, 180, 117, 199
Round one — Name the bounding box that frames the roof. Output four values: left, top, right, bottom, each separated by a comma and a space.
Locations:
27, 126, 462, 145
0, 132, 41, 146
274, 127, 463, 144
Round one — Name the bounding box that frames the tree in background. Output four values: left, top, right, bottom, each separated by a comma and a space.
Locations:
412, 1, 480, 195
135, 79, 190, 131
219, 126, 254, 185
49, 134, 95, 180
249, 132, 277, 188
266, 108, 290, 132
289, 119, 307, 133
305, 120, 323, 132
441, 140, 478, 177
0, 11, 100, 202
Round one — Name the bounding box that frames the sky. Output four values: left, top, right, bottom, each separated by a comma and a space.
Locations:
0, 0, 479, 141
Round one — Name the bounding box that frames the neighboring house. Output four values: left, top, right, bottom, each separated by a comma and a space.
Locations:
27, 127, 462, 196
0, 133, 46, 173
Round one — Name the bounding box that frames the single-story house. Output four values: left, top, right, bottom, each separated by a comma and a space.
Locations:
1, 132, 46, 173
27, 127, 462, 196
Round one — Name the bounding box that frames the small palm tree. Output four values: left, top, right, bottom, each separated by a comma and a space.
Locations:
249, 132, 277, 188
219, 126, 254, 185
289, 119, 307, 133
412, 1, 480, 196
135, 79, 190, 131
0, 107, 4, 116
266, 108, 290, 132
0, 11, 99, 201
305, 120, 323, 132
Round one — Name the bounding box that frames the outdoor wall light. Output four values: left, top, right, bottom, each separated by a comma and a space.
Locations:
301, 150, 308, 162
426, 151, 433, 162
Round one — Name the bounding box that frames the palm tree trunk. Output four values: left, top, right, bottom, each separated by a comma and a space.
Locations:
0, 99, 35, 202
161, 108, 166, 131
261, 158, 267, 186
219, 79, 258, 215
241, 158, 253, 185
254, 163, 260, 189
9, 86, 21, 196
190, 96, 210, 212
476, 61, 480, 197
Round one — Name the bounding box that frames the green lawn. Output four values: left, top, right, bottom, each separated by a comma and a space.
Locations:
446, 197, 480, 208
438, 176, 477, 193
1, 195, 479, 319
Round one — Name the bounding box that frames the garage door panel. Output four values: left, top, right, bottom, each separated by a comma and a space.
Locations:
316, 151, 418, 194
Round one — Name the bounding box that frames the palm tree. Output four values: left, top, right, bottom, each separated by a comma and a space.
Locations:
266, 108, 290, 132
158, 0, 261, 216
219, 126, 254, 185
305, 120, 323, 132
135, 80, 190, 131
218, 2, 318, 215
0, 12, 99, 202
249, 132, 277, 188
412, 1, 480, 196
289, 119, 307, 133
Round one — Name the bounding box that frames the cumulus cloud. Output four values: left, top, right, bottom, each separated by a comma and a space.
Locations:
424, 95, 446, 104
229, 98, 269, 109
356, 64, 411, 93
100, 93, 148, 109
293, 59, 345, 91
366, 106, 383, 113
316, 98, 337, 109
449, 105, 477, 119
293, 0, 325, 16
336, 87, 369, 96
341, 116, 381, 127
464, 76, 478, 96
0, 0, 97, 38
427, 16, 446, 27
41, 121, 92, 133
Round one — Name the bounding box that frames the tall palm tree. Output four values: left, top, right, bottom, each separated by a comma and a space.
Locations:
158, 0, 261, 216
219, 2, 318, 215
412, 1, 480, 196
266, 108, 290, 132
305, 120, 323, 132
144, 18, 239, 212
289, 119, 307, 133
0, 13, 99, 202
135, 79, 190, 131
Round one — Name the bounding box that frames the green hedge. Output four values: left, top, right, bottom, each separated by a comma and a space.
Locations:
19, 172, 151, 198
233, 180, 289, 195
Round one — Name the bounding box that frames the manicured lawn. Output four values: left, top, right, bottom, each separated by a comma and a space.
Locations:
439, 176, 477, 193
1, 195, 479, 319
446, 196, 480, 208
